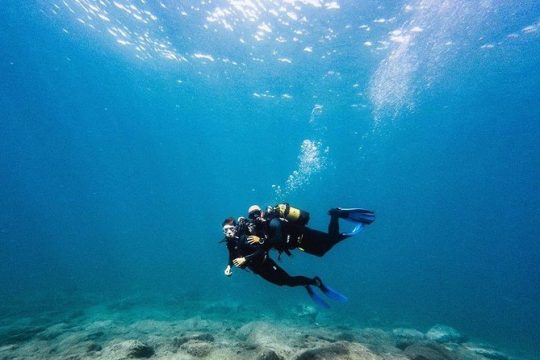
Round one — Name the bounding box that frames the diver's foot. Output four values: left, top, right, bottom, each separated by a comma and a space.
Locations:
305, 285, 330, 309
313, 277, 348, 302
328, 208, 341, 217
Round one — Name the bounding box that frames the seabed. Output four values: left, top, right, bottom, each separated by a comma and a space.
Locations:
0, 294, 520, 360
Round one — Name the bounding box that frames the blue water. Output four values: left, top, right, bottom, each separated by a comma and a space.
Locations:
1, 0, 539, 357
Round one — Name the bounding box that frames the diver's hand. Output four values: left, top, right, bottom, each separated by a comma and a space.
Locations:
247, 235, 263, 245
224, 265, 232, 276
233, 257, 246, 267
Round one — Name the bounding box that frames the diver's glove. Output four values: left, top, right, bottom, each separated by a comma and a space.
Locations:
224, 265, 232, 276
247, 235, 264, 245
232, 257, 246, 267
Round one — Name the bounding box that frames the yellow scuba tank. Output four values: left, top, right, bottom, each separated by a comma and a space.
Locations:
274, 203, 310, 226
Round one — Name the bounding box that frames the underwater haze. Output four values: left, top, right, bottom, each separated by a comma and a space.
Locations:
1, 0, 540, 359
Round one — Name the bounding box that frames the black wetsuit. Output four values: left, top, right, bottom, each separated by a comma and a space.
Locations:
224, 234, 315, 287
249, 255, 315, 287
224, 234, 261, 269
264, 214, 348, 257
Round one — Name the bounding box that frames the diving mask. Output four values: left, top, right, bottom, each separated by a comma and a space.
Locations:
248, 210, 261, 220
223, 224, 236, 238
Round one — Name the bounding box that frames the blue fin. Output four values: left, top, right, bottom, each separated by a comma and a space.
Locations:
336, 208, 375, 225
342, 223, 364, 237
319, 283, 348, 303
305, 285, 330, 309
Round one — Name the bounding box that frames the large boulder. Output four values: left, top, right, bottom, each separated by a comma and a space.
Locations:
237, 322, 291, 350
403, 342, 457, 360
127, 341, 155, 358
294, 342, 382, 360
173, 333, 215, 347
101, 340, 155, 359
180, 340, 213, 357
295, 342, 349, 360
256, 348, 283, 360
392, 328, 424, 349
170, 331, 215, 358
357, 328, 400, 354
426, 325, 466, 344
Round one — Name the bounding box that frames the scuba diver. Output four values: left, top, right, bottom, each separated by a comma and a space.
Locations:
246, 203, 375, 258
221, 216, 345, 308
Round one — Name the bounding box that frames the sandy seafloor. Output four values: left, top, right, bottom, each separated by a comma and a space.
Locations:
0, 294, 525, 360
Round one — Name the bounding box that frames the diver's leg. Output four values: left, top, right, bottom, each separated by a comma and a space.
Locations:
298, 229, 338, 257
253, 259, 315, 287
329, 211, 353, 242
328, 212, 341, 242
299, 213, 350, 256
297, 211, 360, 257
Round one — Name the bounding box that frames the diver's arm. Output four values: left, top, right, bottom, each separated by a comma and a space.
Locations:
243, 246, 265, 262
243, 231, 273, 262
232, 257, 246, 267
228, 235, 264, 265
225, 238, 236, 266
224, 238, 235, 275
242, 219, 281, 262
